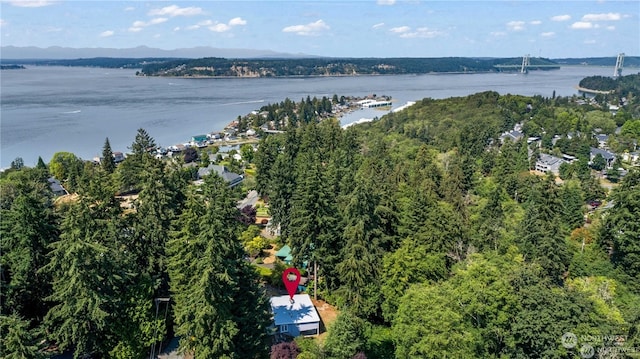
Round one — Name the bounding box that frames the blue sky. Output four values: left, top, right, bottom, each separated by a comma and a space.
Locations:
1, 0, 638, 58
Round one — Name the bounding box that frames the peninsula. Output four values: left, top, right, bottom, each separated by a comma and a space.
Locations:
136, 57, 560, 77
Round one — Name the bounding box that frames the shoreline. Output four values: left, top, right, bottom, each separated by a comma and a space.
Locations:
574, 85, 615, 95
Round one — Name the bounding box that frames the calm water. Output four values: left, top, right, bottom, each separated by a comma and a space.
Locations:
1, 65, 615, 168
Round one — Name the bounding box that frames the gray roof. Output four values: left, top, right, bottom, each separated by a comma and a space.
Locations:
500, 130, 523, 142
197, 164, 243, 186
590, 147, 615, 160
537, 153, 563, 166
48, 177, 67, 194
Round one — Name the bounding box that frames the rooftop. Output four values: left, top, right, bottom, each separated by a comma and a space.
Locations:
270, 294, 320, 326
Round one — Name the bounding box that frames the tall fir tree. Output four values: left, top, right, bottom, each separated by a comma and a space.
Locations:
335, 179, 382, 319
0, 193, 56, 321
101, 137, 116, 174
168, 175, 270, 359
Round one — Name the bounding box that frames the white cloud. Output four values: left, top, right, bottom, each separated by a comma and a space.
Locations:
200, 18, 247, 32
173, 27, 181, 31
128, 17, 168, 32
584, 39, 597, 44
389, 26, 444, 38
372, 22, 385, 29
582, 13, 621, 21
490, 31, 507, 37
189, 19, 215, 29
400, 27, 444, 38
530, 20, 542, 25
507, 20, 525, 31
229, 17, 247, 26
282, 20, 330, 36
124, 6, 135, 11
5, 0, 56, 7
540, 32, 555, 37
571, 21, 593, 29
551, 14, 571, 22
390, 26, 410, 34
148, 5, 204, 17
0, 19, 6, 27
209, 23, 231, 32
99, 30, 114, 37
377, 0, 396, 5
606, 25, 615, 30
149, 18, 168, 25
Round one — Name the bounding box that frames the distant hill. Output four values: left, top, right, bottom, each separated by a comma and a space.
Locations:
137, 57, 560, 77
0, 45, 312, 60
553, 56, 640, 67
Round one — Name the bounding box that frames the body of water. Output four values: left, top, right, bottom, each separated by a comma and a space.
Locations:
0, 65, 615, 168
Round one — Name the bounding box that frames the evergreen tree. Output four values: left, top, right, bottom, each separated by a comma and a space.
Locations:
101, 137, 116, 174
130, 128, 157, 156
43, 195, 122, 358
517, 182, 570, 285
0, 193, 56, 321
559, 181, 585, 230
335, 179, 382, 318
474, 184, 506, 252
268, 130, 299, 238
168, 175, 270, 358
131, 158, 177, 293
0, 314, 44, 359
599, 169, 640, 289
36, 156, 47, 170
288, 149, 341, 293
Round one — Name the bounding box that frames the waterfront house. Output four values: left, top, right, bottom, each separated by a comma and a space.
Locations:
191, 135, 208, 148
270, 294, 320, 337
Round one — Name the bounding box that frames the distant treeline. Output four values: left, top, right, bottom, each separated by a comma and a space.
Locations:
0, 57, 184, 69
136, 57, 560, 77
555, 56, 640, 67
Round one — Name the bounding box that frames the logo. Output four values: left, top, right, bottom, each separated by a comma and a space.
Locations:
562, 332, 578, 349
579, 344, 595, 358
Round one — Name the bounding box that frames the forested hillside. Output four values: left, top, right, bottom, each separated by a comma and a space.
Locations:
137, 57, 559, 77
2, 80, 639, 358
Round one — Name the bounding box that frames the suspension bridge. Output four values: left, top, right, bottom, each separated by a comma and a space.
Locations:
493, 54, 560, 73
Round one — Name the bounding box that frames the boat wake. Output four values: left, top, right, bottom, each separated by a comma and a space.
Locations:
62, 110, 81, 114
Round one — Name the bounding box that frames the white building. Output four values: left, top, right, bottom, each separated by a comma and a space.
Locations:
535, 153, 565, 175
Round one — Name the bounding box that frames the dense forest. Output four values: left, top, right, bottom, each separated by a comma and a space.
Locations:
1, 74, 640, 359
137, 57, 559, 77
579, 74, 640, 96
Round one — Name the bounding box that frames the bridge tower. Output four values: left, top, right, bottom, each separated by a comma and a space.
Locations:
614, 53, 625, 78
520, 54, 530, 74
